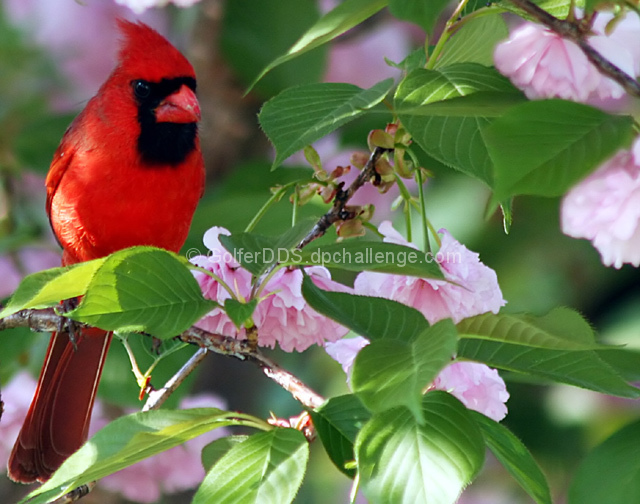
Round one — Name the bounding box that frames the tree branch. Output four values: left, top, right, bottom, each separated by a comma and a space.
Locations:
507, 0, 640, 97
180, 327, 325, 409
296, 146, 392, 249
0, 310, 325, 411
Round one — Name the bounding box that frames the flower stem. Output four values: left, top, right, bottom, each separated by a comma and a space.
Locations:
245, 181, 299, 233
192, 266, 236, 299
292, 185, 300, 227
426, 0, 471, 69
415, 167, 431, 254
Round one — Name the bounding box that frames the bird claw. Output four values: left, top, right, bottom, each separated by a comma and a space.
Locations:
57, 298, 80, 351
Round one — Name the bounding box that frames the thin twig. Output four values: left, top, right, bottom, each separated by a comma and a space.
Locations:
296, 146, 392, 249
180, 327, 325, 409
507, 0, 640, 97
250, 145, 392, 299
142, 347, 210, 411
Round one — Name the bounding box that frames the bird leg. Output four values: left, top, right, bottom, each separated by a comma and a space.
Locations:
56, 297, 80, 351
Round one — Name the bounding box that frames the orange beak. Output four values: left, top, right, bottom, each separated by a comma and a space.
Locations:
155, 84, 201, 124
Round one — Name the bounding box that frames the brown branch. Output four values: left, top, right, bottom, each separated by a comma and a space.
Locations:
507, 0, 640, 97
0, 310, 325, 411
180, 327, 325, 409
296, 146, 392, 249
0, 307, 61, 332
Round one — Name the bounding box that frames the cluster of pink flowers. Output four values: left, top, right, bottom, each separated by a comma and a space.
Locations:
191, 227, 350, 352
494, 11, 640, 107
494, 10, 640, 268
0, 372, 227, 503
355, 221, 505, 323
325, 221, 509, 421
562, 137, 640, 267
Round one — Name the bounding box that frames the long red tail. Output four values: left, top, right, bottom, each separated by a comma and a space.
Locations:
8, 328, 112, 483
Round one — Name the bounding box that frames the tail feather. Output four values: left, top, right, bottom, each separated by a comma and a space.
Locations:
8, 328, 112, 483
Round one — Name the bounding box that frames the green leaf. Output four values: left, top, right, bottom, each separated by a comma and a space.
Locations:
260, 79, 394, 169
0, 259, 105, 318
435, 13, 508, 68
597, 348, 640, 383
457, 307, 599, 350
486, 99, 634, 199
395, 64, 525, 185
296, 241, 446, 277
274, 216, 319, 250
457, 310, 640, 398
387, 47, 428, 74
221, 0, 326, 97
388, 0, 450, 32
202, 435, 250, 471
193, 428, 309, 504
20, 408, 240, 504
218, 218, 317, 276
301, 275, 429, 342
225, 298, 258, 329
569, 419, 640, 504
356, 391, 485, 504
497, 0, 581, 20
310, 394, 371, 477
249, 0, 388, 89
69, 247, 215, 339
472, 412, 552, 504
351, 320, 458, 421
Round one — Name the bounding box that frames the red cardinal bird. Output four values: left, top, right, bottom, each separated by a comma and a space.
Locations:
8, 20, 205, 483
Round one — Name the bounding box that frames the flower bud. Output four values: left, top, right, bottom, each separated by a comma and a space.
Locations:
367, 129, 395, 151
350, 151, 370, 170
336, 218, 366, 238
304, 145, 328, 181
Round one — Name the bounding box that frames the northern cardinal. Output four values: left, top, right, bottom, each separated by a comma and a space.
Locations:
8, 20, 205, 483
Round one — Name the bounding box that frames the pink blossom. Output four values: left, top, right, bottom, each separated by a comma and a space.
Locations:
324, 340, 510, 420
433, 361, 509, 421
191, 227, 253, 338
100, 393, 228, 503
192, 227, 350, 352
561, 137, 640, 268
254, 266, 351, 351
0, 372, 38, 466
494, 12, 640, 106
324, 336, 370, 378
354, 221, 505, 324
0, 247, 62, 299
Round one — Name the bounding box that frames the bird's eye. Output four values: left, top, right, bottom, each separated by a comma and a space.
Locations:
133, 80, 151, 99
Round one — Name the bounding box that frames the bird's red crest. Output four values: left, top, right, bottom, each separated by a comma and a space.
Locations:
116, 19, 195, 82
